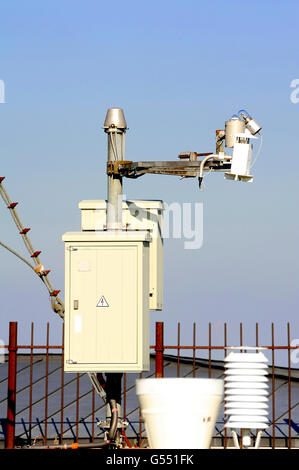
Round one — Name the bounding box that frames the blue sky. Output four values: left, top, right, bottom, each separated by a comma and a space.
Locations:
0, 0, 298, 355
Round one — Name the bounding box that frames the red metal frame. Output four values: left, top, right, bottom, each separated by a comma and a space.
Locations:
155, 322, 164, 378
6, 322, 18, 449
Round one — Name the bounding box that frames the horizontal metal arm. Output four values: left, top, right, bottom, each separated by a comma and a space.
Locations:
107, 157, 232, 178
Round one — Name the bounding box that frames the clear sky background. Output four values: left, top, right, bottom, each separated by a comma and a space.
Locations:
0, 0, 298, 359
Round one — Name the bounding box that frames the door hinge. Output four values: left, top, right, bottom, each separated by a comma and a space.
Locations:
66, 359, 78, 364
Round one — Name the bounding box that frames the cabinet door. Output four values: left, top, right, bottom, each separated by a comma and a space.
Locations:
68, 244, 138, 367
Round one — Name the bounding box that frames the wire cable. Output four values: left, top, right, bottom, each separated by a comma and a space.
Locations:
109, 132, 119, 161
0, 240, 35, 271
250, 133, 263, 169
0, 177, 64, 318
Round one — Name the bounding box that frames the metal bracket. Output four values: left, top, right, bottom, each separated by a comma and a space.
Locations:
97, 419, 128, 431
107, 161, 133, 176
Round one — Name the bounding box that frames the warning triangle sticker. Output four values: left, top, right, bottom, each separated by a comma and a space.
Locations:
97, 296, 109, 307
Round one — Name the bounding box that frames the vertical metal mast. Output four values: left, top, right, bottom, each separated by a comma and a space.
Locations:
103, 108, 127, 230
102, 108, 128, 444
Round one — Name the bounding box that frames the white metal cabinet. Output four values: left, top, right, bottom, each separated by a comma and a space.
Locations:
62, 231, 150, 372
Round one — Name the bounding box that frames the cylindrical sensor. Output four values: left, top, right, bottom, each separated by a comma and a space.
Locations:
245, 118, 262, 135
225, 117, 245, 148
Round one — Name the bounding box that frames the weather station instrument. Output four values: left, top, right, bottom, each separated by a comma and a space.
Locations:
61, 107, 262, 445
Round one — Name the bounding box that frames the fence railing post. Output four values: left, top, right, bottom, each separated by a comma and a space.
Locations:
6, 322, 18, 449
155, 322, 164, 378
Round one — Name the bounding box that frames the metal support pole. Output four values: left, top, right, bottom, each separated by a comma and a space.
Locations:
104, 108, 127, 230
102, 108, 128, 443
105, 373, 123, 441
6, 322, 18, 449
155, 322, 164, 378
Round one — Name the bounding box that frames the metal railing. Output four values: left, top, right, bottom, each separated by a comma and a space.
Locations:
1, 321, 299, 449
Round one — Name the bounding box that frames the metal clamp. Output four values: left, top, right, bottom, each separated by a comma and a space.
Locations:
107, 161, 133, 176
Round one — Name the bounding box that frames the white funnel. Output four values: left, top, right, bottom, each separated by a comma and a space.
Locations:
136, 378, 223, 449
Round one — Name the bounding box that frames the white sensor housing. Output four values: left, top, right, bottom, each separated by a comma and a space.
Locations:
224, 351, 269, 430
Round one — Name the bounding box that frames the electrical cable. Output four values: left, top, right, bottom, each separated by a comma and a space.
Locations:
198, 154, 219, 189
238, 109, 249, 118
121, 132, 126, 161
26, 440, 112, 450
0, 240, 36, 271
108, 399, 119, 441
250, 133, 263, 169
0, 177, 64, 319
109, 132, 119, 161
199, 167, 213, 191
